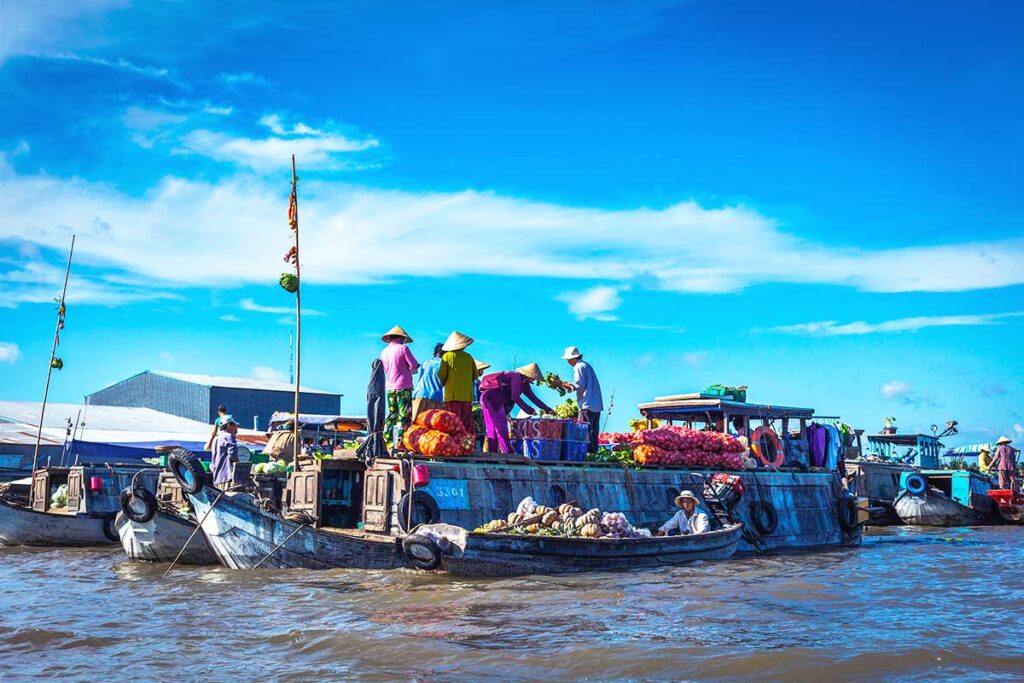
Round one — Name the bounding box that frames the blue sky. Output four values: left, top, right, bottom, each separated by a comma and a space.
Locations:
1, 1, 1022, 444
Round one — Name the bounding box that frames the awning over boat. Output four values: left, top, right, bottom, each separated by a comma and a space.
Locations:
69, 439, 211, 463
943, 443, 989, 458
638, 394, 814, 420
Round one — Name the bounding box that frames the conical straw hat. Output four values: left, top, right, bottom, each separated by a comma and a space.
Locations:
442, 330, 473, 352
475, 360, 491, 371
996, 436, 1012, 445
381, 325, 413, 343
516, 363, 543, 382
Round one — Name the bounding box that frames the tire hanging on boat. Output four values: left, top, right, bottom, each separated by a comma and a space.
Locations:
119, 486, 158, 524
904, 474, 927, 495
749, 499, 779, 536
169, 448, 206, 495
103, 512, 120, 542
837, 495, 858, 532
396, 491, 441, 533
402, 533, 442, 570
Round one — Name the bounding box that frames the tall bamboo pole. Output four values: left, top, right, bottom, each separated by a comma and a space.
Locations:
32, 235, 75, 486
291, 156, 301, 463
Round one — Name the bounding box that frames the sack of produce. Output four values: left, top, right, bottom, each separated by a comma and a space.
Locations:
632, 444, 666, 465
415, 409, 466, 435
402, 425, 431, 451
416, 429, 462, 457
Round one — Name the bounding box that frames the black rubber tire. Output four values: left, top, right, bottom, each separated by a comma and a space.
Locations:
119, 486, 157, 524
749, 500, 779, 536
396, 491, 441, 533
102, 512, 119, 542
402, 534, 442, 571
837, 496, 858, 532
169, 448, 205, 494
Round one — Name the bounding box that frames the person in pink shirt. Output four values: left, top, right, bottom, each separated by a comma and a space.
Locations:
379, 325, 419, 446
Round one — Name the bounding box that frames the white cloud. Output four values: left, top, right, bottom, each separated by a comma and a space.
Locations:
158, 351, 174, 362
766, 313, 1024, 336
3, 160, 1024, 307
250, 365, 288, 382
880, 380, 911, 400
218, 72, 268, 87
0, 1, 127, 64
0, 342, 21, 363
220, 314, 240, 322
682, 351, 707, 368
178, 114, 379, 171
239, 298, 323, 316
32, 52, 175, 82
557, 285, 625, 321
1013, 424, 1023, 439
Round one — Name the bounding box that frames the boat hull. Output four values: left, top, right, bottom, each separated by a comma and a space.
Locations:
845, 460, 915, 526
384, 459, 861, 554
188, 486, 407, 570
0, 499, 115, 546
893, 490, 997, 527
431, 522, 743, 577
115, 509, 218, 564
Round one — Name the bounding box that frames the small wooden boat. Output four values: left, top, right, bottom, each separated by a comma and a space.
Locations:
0, 465, 160, 547
187, 484, 406, 570
407, 522, 744, 577
893, 471, 1000, 526
115, 509, 218, 564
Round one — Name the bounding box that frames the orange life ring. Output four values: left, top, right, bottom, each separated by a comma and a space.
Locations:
750, 426, 784, 467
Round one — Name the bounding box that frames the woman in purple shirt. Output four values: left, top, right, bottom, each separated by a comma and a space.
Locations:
379, 325, 418, 446
479, 363, 553, 453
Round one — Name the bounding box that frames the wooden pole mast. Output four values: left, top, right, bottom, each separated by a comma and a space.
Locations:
32, 234, 75, 480
291, 155, 301, 463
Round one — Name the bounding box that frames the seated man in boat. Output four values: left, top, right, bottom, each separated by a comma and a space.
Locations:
655, 491, 711, 536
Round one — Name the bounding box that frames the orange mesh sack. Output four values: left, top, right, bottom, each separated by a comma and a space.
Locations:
417, 429, 461, 456
402, 425, 431, 452
415, 409, 466, 435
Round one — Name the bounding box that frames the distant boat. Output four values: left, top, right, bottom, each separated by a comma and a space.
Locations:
408, 522, 744, 577
893, 470, 1001, 527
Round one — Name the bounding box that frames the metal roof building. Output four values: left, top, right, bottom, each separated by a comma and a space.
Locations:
86, 371, 341, 431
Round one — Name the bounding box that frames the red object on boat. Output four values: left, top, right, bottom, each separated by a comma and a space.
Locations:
88, 476, 103, 493
988, 489, 1024, 508
412, 464, 430, 487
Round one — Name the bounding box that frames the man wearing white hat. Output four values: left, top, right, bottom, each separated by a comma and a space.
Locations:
562, 346, 603, 453
990, 436, 1019, 490
655, 490, 710, 536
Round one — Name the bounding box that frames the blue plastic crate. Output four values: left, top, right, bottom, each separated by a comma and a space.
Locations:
562, 420, 590, 443
510, 438, 561, 460
561, 440, 588, 461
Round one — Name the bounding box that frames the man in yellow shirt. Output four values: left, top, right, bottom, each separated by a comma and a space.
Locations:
979, 444, 992, 473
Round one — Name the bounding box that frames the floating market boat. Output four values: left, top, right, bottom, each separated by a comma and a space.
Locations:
0, 464, 160, 546
893, 470, 1002, 526
845, 433, 942, 525
116, 471, 217, 564
407, 521, 744, 577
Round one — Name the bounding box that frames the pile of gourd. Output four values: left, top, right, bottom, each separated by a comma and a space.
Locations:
474, 502, 651, 540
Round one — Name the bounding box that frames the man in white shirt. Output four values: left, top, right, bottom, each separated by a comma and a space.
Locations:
656, 490, 711, 535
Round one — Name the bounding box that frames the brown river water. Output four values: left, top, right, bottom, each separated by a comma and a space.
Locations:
1, 526, 1022, 682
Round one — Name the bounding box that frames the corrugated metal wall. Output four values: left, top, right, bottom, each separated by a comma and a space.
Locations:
211, 388, 340, 431
87, 373, 211, 423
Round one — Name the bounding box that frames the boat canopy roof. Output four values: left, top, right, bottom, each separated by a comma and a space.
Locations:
268, 412, 367, 433
866, 433, 943, 447
638, 394, 814, 420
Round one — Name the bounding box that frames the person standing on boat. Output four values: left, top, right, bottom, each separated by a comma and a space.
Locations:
479, 363, 553, 454
561, 346, 603, 454
379, 325, 419, 446
411, 342, 445, 423
990, 436, 1019, 490
656, 491, 710, 536
438, 331, 476, 433
204, 404, 229, 451
211, 415, 239, 491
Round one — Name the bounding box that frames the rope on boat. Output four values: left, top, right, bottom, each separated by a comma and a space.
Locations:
163, 489, 227, 577
252, 522, 308, 569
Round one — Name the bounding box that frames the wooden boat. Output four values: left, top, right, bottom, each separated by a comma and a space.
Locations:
893, 470, 1001, 526
187, 483, 406, 570
0, 465, 160, 547
411, 522, 743, 577
845, 458, 917, 526
115, 509, 218, 564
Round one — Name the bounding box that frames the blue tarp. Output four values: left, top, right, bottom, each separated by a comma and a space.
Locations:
69, 439, 211, 464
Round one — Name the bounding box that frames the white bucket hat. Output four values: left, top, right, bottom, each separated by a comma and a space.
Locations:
674, 490, 700, 508
562, 345, 583, 360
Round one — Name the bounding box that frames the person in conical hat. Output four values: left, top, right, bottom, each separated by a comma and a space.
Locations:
379, 325, 419, 446
978, 444, 993, 473
990, 436, 1019, 490
438, 331, 476, 432
561, 345, 603, 455
478, 363, 553, 454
